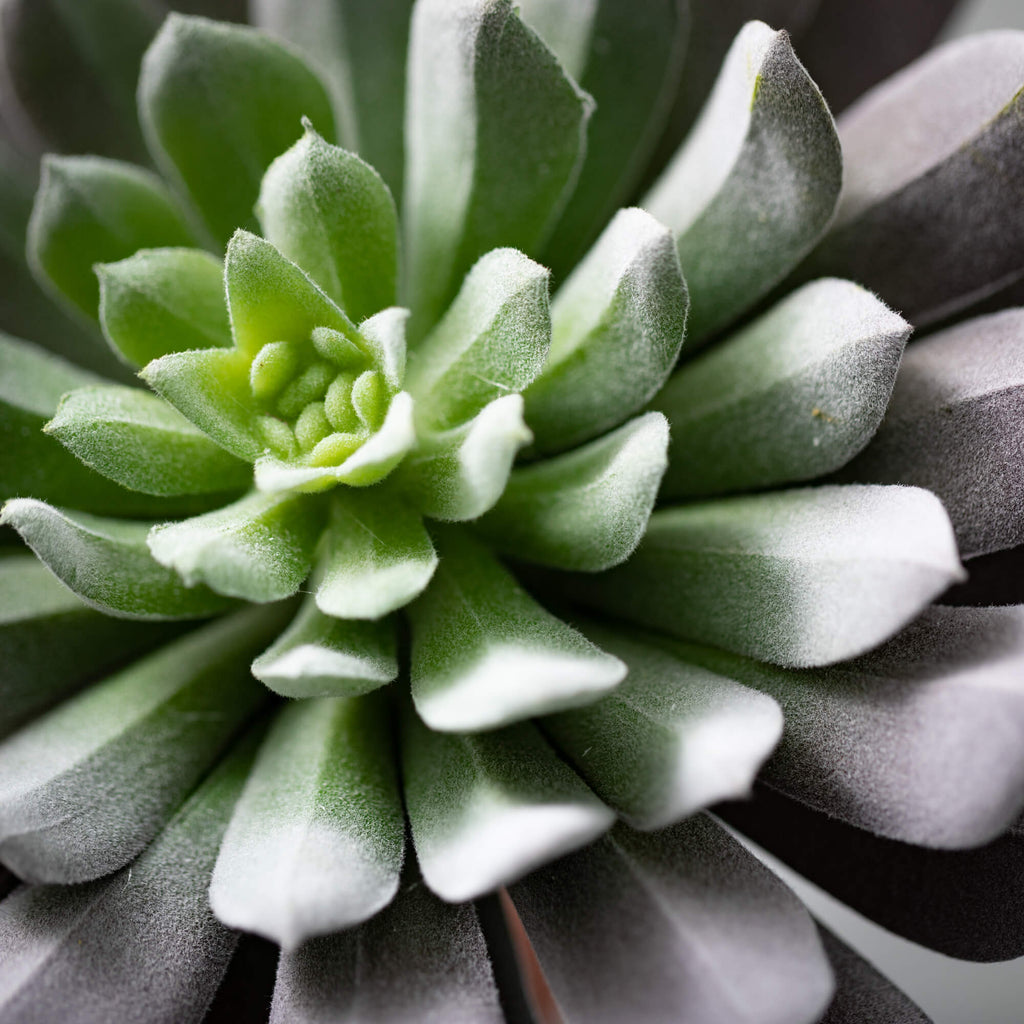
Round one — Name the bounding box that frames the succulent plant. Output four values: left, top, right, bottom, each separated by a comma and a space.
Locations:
0, 1, 1023, 1022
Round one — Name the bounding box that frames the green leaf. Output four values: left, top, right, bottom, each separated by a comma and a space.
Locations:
565, 485, 966, 668
395, 393, 532, 521
269, 863, 502, 1024
0, 0, 160, 163
359, 305, 408, 391
407, 528, 625, 732
509, 816, 834, 1024
97, 247, 231, 366
46, 385, 251, 497
541, 620, 782, 830
839, 308, 1024, 559
0, 333, 233, 517
0, 499, 238, 620
404, 0, 593, 334
405, 248, 550, 431
653, 279, 911, 499
0, 608, 277, 883
27, 155, 197, 321
138, 13, 337, 246
643, 21, 842, 345
148, 490, 327, 603
521, 0, 689, 276
524, 207, 688, 454
140, 346, 265, 462
224, 229, 358, 359
252, 594, 397, 699
210, 694, 403, 948
257, 123, 398, 323
800, 32, 1024, 327
314, 489, 437, 620
0, 556, 182, 739
402, 709, 613, 902
478, 412, 669, 571
251, 0, 414, 200
253, 391, 416, 493
0, 727, 261, 1023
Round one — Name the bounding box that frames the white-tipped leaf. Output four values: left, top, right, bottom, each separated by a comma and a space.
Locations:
148, 490, 326, 603
567, 485, 965, 668
525, 208, 688, 453
404, 0, 592, 333
402, 710, 613, 902
253, 594, 397, 699
542, 621, 782, 830
685, 605, 1024, 849
654, 279, 910, 499
210, 694, 403, 948
0, 609, 277, 883
405, 247, 550, 430
395, 393, 532, 521
643, 21, 842, 344
841, 309, 1024, 559
314, 489, 437, 619
45, 385, 251, 497
0, 500, 237, 620
0, 730, 260, 1024
269, 865, 502, 1024
408, 529, 625, 731
477, 412, 668, 571
510, 816, 834, 1024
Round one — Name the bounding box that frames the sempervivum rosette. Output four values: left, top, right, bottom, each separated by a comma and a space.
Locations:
0, 2, 1022, 1023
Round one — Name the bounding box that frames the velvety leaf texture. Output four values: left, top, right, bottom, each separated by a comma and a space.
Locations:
564, 485, 965, 668
840, 309, 1024, 559
510, 817, 834, 1024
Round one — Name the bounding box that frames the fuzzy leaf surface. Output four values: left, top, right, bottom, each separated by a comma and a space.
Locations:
394, 393, 532, 521
0, 610, 276, 883
250, 0, 413, 199
0, 557, 180, 739
0, 729, 259, 1024
0, 500, 237, 619
478, 412, 668, 571
643, 20, 841, 344
542, 620, 782, 830
405, 247, 550, 431
801, 32, 1024, 326
27, 155, 196, 320
269, 865, 502, 1024
46, 385, 251, 497
692, 604, 1024, 850
408, 529, 625, 731
402, 711, 613, 902
510, 816, 834, 1024
210, 694, 403, 948
252, 595, 397, 699
257, 124, 398, 323
148, 490, 326, 603
840, 309, 1024, 559
654, 279, 910, 499
567, 485, 964, 668
138, 14, 336, 246
522, 0, 689, 277
404, 0, 592, 334
524, 207, 687, 454
97, 248, 231, 366
314, 490, 437, 619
